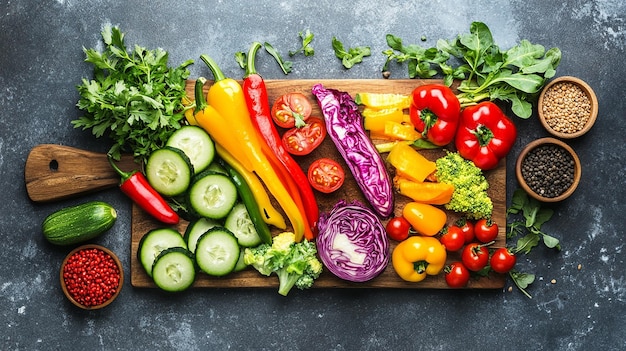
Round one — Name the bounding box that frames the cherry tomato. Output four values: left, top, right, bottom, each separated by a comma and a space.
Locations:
456, 217, 475, 244
439, 225, 465, 252
444, 261, 470, 288
271, 92, 312, 128
281, 117, 326, 156
308, 158, 345, 193
385, 217, 412, 241
490, 247, 517, 274
461, 242, 490, 272
475, 218, 498, 243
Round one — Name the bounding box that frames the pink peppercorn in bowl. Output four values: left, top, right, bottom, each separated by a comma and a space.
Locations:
538, 76, 598, 139
515, 137, 582, 203
60, 244, 123, 310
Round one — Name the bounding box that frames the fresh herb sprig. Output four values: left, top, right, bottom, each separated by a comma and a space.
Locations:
263, 42, 293, 75
383, 22, 561, 119
332, 37, 371, 69
73, 25, 193, 163
506, 188, 561, 298
289, 29, 315, 57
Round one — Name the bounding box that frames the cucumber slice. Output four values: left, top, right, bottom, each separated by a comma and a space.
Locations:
233, 249, 248, 273
184, 217, 220, 254
145, 146, 193, 197
138, 228, 187, 277
152, 247, 196, 292
187, 171, 238, 220
166, 125, 215, 175
224, 203, 262, 247
195, 227, 240, 276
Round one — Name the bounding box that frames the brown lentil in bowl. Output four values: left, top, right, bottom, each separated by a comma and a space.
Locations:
538, 76, 598, 138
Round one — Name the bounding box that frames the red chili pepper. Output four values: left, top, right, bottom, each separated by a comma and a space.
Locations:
108, 155, 179, 225
242, 41, 319, 238
455, 101, 517, 170
409, 84, 461, 146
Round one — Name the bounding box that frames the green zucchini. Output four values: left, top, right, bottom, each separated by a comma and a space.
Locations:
42, 201, 117, 246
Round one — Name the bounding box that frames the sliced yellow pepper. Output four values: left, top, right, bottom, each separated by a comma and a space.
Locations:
382, 121, 421, 141
363, 107, 404, 132
392, 236, 447, 282
387, 142, 436, 182
394, 176, 454, 205
215, 144, 286, 230
355, 93, 410, 110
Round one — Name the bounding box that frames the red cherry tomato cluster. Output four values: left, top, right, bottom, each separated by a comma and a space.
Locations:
440, 218, 517, 288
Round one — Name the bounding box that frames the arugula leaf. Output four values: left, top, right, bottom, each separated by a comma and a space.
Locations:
331, 37, 371, 69
510, 271, 535, 299
234, 51, 247, 69
264, 42, 293, 75
289, 29, 315, 57
73, 26, 193, 163
383, 22, 561, 119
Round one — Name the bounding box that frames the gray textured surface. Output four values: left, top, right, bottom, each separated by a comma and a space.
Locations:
2, 0, 625, 350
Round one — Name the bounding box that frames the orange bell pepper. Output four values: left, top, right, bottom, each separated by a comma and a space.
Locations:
402, 202, 447, 236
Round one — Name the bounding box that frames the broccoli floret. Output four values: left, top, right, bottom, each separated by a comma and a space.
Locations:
243, 232, 323, 296
435, 152, 493, 220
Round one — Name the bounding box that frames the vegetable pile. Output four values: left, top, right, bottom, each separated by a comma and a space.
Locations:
36, 23, 568, 299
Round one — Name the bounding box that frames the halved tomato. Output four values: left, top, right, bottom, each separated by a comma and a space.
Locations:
281, 117, 326, 156
307, 158, 345, 193
271, 92, 312, 129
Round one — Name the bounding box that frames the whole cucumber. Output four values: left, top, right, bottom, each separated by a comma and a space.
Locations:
42, 201, 117, 245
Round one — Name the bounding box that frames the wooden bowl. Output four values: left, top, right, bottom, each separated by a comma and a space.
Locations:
538, 76, 598, 139
515, 137, 581, 202
60, 244, 123, 310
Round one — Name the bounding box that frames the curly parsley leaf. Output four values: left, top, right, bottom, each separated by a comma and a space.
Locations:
73, 25, 193, 163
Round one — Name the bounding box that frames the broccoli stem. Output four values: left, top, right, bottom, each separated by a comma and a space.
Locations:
276, 269, 301, 296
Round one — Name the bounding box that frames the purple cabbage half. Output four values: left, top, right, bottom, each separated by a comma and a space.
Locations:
316, 200, 390, 282
311, 84, 393, 218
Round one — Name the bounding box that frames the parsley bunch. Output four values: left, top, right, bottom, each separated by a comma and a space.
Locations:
73, 25, 193, 163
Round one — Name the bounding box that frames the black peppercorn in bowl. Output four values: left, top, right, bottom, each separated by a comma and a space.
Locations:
60, 244, 124, 310
515, 137, 581, 202
538, 76, 598, 139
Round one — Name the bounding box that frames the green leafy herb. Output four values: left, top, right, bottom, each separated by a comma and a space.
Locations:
289, 29, 315, 57
505, 188, 561, 299
264, 42, 293, 75
73, 25, 193, 163
331, 37, 371, 69
383, 22, 561, 119
234, 51, 247, 69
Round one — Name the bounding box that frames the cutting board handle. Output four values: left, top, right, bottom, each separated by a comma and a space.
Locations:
24, 144, 137, 203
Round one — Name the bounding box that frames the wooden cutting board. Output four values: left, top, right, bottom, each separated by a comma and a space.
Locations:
129, 79, 508, 289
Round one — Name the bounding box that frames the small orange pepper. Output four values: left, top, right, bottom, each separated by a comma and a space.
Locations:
394, 177, 454, 205
387, 142, 436, 182
402, 202, 447, 236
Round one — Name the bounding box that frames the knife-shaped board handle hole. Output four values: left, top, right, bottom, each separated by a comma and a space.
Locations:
49, 160, 58, 171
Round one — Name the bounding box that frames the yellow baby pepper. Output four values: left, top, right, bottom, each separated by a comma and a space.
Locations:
402, 202, 447, 236
392, 236, 447, 282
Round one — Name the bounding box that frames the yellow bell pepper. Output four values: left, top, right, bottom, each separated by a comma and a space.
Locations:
394, 176, 454, 205
215, 144, 286, 230
392, 236, 447, 282
182, 95, 198, 126
387, 142, 436, 182
402, 202, 447, 236
199, 55, 309, 241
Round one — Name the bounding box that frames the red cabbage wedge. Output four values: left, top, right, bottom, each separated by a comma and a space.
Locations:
311, 84, 394, 218
316, 200, 390, 282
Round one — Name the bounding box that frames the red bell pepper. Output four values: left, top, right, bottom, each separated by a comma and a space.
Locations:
409, 84, 461, 146
242, 41, 319, 239
107, 155, 179, 225
455, 101, 517, 170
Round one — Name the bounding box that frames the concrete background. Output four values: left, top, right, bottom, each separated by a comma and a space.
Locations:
1, 0, 625, 350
